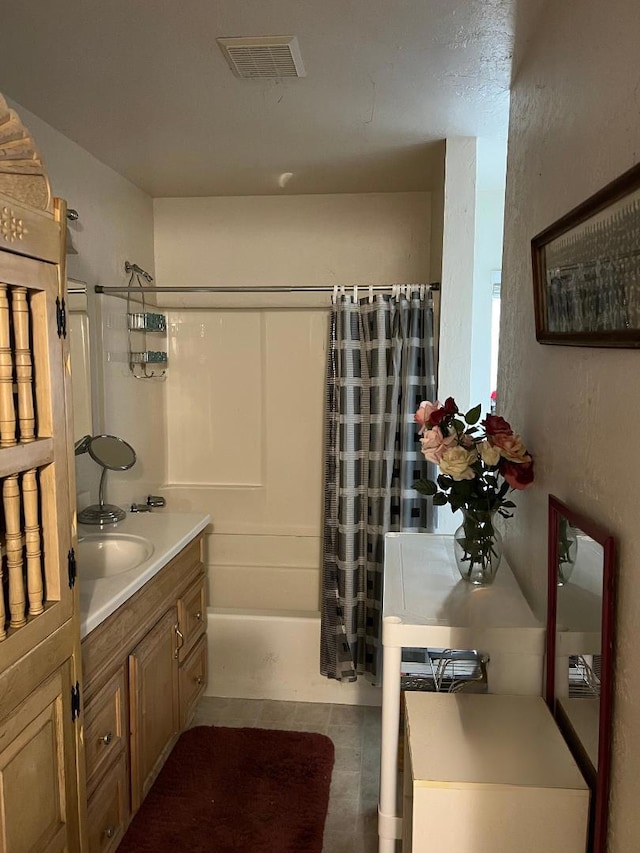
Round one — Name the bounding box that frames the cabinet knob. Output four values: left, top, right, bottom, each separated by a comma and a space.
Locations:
195, 676, 203, 686
104, 826, 115, 839
100, 732, 113, 746
194, 610, 202, 621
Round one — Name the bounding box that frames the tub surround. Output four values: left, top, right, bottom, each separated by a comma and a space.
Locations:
78, 511, 210, 637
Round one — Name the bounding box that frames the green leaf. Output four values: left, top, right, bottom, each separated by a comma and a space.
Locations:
437, 474, 454, 490
414, 478, 437, 496
501, 500, 516, 508
432, 492, 448, 506
465, 404, 482, 425
452, 419, 465, 434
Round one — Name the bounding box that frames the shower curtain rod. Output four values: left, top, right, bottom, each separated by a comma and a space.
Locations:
95, 282, 440, 294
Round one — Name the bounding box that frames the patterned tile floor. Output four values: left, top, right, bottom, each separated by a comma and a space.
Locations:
190, 696, 382, 853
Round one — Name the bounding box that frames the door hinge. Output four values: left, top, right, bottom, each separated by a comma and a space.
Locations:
71, 681, 81, 722
68, 547, 76, 588
56, 295, 67, 339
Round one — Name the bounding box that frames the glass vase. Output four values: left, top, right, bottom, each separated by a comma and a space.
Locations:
453, 508, 503, 586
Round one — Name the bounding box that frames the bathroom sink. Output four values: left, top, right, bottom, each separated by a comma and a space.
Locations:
77, 533, 154, 579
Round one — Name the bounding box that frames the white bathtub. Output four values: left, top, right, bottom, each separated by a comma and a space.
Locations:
205, 607, 381, 707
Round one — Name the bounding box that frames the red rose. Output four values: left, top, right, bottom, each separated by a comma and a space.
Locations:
429, 397, 458, 427
429, 407, 446, 427
500, 458, 534, 490
482, 414, 513, 436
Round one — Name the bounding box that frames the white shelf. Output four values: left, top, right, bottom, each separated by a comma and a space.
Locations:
403, 693, 589, 853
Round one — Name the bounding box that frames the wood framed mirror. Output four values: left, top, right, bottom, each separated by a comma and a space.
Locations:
546, 495, 616, 853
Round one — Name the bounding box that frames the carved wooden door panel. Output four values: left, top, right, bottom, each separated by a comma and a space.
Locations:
0, 187, 87, 851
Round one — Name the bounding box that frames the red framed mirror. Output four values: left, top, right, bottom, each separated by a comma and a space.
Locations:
546, 495, 616, 853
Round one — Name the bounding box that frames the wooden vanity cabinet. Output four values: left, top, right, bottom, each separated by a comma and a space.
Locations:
81, 535, 207, 844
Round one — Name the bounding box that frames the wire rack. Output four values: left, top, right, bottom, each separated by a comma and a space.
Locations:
568, 654, 601, 697
401, 648, 489, 694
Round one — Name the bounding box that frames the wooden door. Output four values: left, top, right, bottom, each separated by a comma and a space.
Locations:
129, 607, 180, 811
0, 97, 87, 853
0, 661, 81, 853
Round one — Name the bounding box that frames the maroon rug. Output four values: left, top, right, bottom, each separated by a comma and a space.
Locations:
118, 726, 335, 853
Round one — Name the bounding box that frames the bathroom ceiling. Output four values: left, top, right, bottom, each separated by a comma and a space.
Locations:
0, 1, 538, 197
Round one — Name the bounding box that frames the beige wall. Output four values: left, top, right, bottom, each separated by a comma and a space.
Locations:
154, 192, 432, 611
7, 98, 165, 511
502, 2, 640, 849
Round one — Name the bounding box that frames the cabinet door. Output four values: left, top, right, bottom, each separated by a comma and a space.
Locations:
0, 189, 86, 849
0, 661, 81, 853
129, 607, 180, 811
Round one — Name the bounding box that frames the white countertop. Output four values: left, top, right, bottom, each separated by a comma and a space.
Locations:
383, 533, 544, 653
78, 510, 210, 638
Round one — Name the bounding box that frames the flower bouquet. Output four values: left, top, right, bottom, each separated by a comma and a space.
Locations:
414, 397, 534, 584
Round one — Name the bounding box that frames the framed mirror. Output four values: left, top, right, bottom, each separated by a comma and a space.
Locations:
546, 495, 616, 853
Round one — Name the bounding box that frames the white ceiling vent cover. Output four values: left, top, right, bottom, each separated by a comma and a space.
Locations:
217, 36, 306, 79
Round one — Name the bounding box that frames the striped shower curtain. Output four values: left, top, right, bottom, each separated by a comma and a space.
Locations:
320, 288, 437, 683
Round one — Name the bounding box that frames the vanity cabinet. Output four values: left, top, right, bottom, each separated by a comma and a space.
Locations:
82, 535, 207, 848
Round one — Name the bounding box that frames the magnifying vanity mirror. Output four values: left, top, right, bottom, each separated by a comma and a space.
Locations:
546, 495, 616, 853
76, 435, 136, 525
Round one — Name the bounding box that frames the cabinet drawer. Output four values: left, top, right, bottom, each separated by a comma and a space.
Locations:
87, 750, 129, 853
179, 634, 208, 728
84, 667, 127, 791
177, 575, 206, 660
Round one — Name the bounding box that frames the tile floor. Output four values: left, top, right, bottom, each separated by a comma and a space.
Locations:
190, 696, 382, 853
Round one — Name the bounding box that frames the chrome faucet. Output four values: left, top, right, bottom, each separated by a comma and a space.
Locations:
130, 495, 166, 513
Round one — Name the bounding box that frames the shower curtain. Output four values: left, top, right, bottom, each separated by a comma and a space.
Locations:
320, 288, 437, 683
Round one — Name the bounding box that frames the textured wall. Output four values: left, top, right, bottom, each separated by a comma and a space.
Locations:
501, 2, 640, 849
6, 98, 163, 511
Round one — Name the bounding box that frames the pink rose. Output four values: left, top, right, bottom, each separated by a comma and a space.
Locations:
415, 400, 441, 435
491, 432, 531, 463
420, 426, 456, 464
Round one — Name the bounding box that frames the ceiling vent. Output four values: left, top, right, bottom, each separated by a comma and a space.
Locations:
217, 36, 306, 79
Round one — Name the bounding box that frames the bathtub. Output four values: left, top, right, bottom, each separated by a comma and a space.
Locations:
205, 607, 381, 707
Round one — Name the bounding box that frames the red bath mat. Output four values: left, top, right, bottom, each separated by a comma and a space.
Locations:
118, 725, 335, 853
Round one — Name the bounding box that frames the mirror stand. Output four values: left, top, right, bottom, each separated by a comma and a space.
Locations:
78, 465, 126, 524
76, 434, 137, 525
